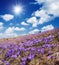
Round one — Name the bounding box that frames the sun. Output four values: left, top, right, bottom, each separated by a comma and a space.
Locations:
13, 5, 22, 15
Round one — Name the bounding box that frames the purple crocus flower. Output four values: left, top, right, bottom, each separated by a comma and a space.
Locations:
28, 53, 34, 60
6, 62, 10, 65
2, 59, 5, 62
31, 47, 36, 51
0, 51, 2, 54
48, 55, 54, 59
51, 44, 56, 47
45, 44, 51, 49
48, 51, 53, 55
24, 48, 30, 51
21, 57, 27, 61
11, 55, 17, 59
0, 45, 2, 49
17, 51, 20, 56
5, 49, 15, 58
21, 61, 26, 65
37, 48, 40, 52
41, 48, 44, 54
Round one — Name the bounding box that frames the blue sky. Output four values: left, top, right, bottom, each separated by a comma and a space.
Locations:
0, 0, 59, 38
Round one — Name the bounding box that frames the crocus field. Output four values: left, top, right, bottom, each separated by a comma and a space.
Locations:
0, 29, 59, 65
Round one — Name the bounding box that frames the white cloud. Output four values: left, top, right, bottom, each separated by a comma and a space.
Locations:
33, 10, 51, 24
35, 0, 59, 17
15, 27, 25, 31
27, 17, 38, 27
35, 0, 56, 4
0, 22, 3, 26
0, 26, 26, 38
35, 0, 45, 4
29, 29, 40, 34
26, 0, 59, 27
5, 27, 15, 33
0, 33, 18, 38
1, 14, 14, 21
21, 21, 29, 26
0, 22, 4, 30
41, 24, 54, 32
5, 27, 25, 34
5, 33, 17, 38
45, 2, 59, 16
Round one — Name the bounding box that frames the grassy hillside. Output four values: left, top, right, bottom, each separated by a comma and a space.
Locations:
0, 29, 59, 65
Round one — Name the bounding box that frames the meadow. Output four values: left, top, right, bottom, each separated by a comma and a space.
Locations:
0, 29, 59, 65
